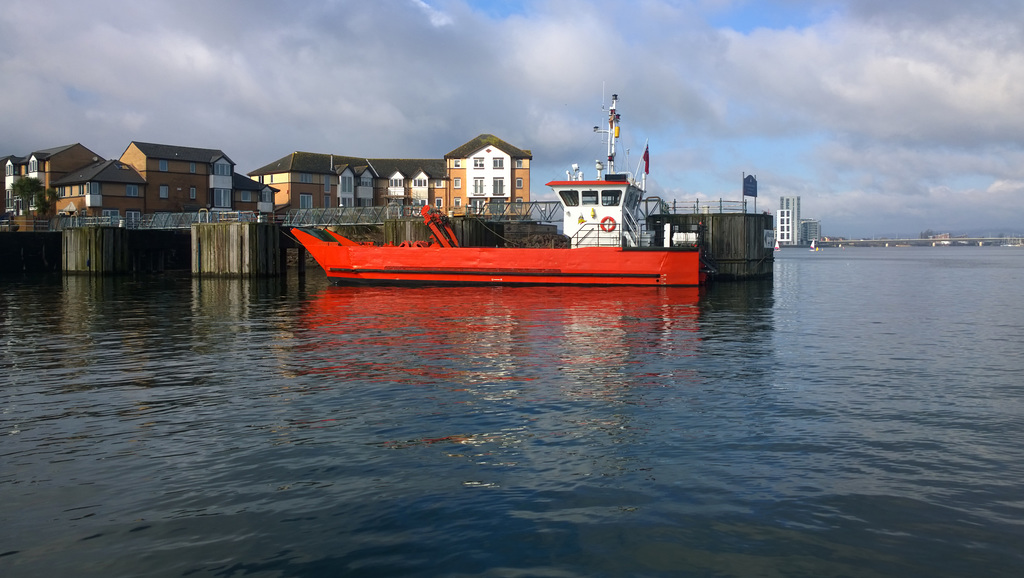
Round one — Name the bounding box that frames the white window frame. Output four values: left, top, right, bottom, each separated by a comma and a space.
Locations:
516, 178, 523, 189
159, 185, 169, 199
214, 188, 231, 208
159, 159, 168, 171
190, 186, 196, 200
126, 184, 139, 197
473, 178, 485, 195
493, 158, 503, 169
299, 193, 313, 208
453, 177, 461, 189
493, 178, 504, 196
473, 157, 484, 169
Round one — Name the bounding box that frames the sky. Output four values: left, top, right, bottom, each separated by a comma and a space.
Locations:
2, 0, 1023, 238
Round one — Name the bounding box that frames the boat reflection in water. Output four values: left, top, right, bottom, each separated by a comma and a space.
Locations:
296, 284, 702, 381
289, 284, 704, 451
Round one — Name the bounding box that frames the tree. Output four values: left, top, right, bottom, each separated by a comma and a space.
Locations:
11, 177, 58, 217
12, 176, 42, 216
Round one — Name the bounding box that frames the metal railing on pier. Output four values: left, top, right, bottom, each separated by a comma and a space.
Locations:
40, 197, 756, 232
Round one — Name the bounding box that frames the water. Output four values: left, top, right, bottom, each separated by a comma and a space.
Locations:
2, 247, 1023, 577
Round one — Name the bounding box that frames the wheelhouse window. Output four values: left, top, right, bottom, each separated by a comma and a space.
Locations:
601, 190, 621, 206
581, 190, 598, 205
558, 190, 579, 206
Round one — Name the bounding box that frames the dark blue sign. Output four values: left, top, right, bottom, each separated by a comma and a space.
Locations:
743, 175, 757, 197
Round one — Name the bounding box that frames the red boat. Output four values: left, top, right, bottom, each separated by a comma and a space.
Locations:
290, 94, 715, 287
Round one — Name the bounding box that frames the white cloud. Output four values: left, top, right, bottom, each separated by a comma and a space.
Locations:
1, 0, 1022, 236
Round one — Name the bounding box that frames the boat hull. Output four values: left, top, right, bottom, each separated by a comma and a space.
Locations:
291, 228, 708, 286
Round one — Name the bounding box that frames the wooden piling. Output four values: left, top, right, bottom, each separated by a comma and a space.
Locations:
63, 226, 130, 275
191, 222, 281, 277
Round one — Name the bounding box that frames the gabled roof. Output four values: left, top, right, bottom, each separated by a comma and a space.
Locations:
232, 172, 276, 192
445, 134, 532, 160
248, 152, 369, 176
51, 159, 146, 186
370, 158, 446, 180
29, 143, 79, 160
128, 141, 233, 165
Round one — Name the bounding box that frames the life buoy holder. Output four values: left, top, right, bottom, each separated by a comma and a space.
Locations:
600, 216, 616, 232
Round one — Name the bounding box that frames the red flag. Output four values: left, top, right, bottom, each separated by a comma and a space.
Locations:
642, 145, 649, 174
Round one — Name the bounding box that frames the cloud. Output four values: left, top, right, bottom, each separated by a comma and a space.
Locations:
1, 0, 1022, 236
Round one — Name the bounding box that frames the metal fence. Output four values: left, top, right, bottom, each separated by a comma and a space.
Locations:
36, 197, 756, 231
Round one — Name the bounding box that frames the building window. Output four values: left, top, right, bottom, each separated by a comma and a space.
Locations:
190, 186, 196, 200
341, 176, 353, 193
473, 178, 485, 195
324, 178, 331, 193
390, 177, 404, 188
299, 193, 312, 208
190, 162, 196, 174
5, 163, 12, 176
241, 190, 252, 202
214, 188, 231, 208
214, 162, 232, 176
324, 194, 330, 208
126, 184, 139, 197
29, 159, 38, 173
453, 159, 461, 168
88, 182, 101, 196
126, 210, 141, 226
516, 178, 523, 189
159, 159, 168, 171
300, 173, 313, 184
414, 178, 427, 187
159, 185, 169, 199
454, 178, 461, 189
516, 159, 524, 168
493, 158, 503, 169
260, 188, 271, 203
435, 198, 443, 208
454, 197, 461, 208
473, 157, 484, 169
360, 175, 372, 187
102, 208, 119, 219
493, 178, 504, 196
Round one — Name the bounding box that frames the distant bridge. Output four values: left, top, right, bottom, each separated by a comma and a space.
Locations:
816, 237, 1023, 248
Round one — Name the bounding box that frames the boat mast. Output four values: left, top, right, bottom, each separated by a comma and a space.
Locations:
607, 93, 619, 175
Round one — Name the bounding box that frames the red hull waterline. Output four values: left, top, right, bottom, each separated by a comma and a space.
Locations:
290, 228, 709, 287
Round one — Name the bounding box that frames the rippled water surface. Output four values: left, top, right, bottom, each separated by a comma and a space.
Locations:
2, 247, 1023, 577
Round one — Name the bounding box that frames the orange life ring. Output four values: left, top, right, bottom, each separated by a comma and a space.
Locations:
600, 216, 616, 232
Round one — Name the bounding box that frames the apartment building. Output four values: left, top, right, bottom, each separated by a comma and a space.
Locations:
249, 133, 531, 213
4, 143, 103, 216
51, 159, 147, 223
249, 152, 375, 210
119, 142, 273, 215
778, 196, 801, 245
444, 134, 531, 212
